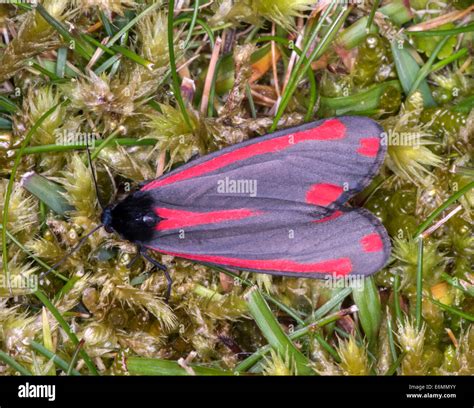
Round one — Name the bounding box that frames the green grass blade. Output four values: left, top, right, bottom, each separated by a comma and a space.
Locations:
206, 265, 305, 324
34, 290, 99, 375
393, 274, 403, 322
320, 80, 401, 116
337, 0, 412, 49
30, 62, 61, 81
311, 287, 352, 321
67, 340, 85, 376
111, 44, 154, 70
441, 272, 474, 297
408, 35, 453, 96
0, 96, 18, 113
430, 48, 468, 73
235, 306, 348, 373
406, 22, 474, 37
352, 277, 381, 348
35, 4, 94, 60
0, 223, 68, 281
93, 54, 121, 75
21, 172, 74, 215
184, 0, 199, 48
55, 47, 68, 78
126, 357, 233, 375
0, 117, 12, 130
2, 103, 62, 294
386, 309, 398, 362
415, 181, 474, 237
390, 41, 436, 107
14, 138, 156, 155
385, 352, 405, 376
366, 0, 382, 31
168, 0, 193, 130
0, 349, 32, 375
173, 16, 215, 47
271, 5, 341, 131
245, 288, 314, 375
254, 35, 317, 122
106, 2, 160, 48
29, 340, 81, 376
415, 238, 424, 331
99, 11, 114, 36
429, 298, 474, 322
91, 127, 123, 160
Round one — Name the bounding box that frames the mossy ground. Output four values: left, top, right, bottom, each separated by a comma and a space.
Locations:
0, 0, 472, 376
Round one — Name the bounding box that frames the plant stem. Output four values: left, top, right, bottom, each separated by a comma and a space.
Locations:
415, 181, 474, 237
13, 138, 157, 155
91, 127, 123, 160
127, 357, 232, 376
2, 103, 62, 294
271, 5, 345, 131
415, 238, 424, 331
0, 350, 32, 375
236, 305, 355, 372
245, 288, 314, 375
168, 0, 193, 130
34, 290, 99, 375
408, 35, 453, 96
29, 340, 81, 376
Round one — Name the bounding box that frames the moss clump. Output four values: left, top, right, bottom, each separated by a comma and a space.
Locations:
0, 1, 472, 377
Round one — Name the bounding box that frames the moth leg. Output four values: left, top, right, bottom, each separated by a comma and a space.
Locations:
126, 251, 141, 269
139, 247, 173, 303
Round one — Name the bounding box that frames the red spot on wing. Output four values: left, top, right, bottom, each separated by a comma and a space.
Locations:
306, 183, 344, 207
360, 233, 384, 253
149, 249, 352, 276
357, 137, 380, 158
313, 210, 343, 223
155, 208, 261, 231
142, 119, 346, 191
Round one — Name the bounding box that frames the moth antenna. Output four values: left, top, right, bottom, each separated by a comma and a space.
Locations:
85, 145, 105, 211
101, 163, 119, 206
40, 224, 103, 279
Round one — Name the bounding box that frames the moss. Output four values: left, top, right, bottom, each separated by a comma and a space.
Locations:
0, 1, 472, 377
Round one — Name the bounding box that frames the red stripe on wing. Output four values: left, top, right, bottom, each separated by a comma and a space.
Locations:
313, 210, 343, 223
306, 183, 344, 207
360, 233, 384, 252
142, 119, 346, 191
357, 137, 380, 157
155, 208, 261, 231
149, 249, 352, 276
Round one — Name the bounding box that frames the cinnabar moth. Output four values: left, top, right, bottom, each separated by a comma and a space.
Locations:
100, 116, 391, 297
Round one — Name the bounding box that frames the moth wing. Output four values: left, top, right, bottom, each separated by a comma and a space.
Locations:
142, 116, 386, 210
145, 206, 390, 278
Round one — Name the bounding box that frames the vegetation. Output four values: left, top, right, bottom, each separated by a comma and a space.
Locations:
0, 0, 472, 376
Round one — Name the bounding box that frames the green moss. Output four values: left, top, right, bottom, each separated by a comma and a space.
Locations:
0, 1, 472, 377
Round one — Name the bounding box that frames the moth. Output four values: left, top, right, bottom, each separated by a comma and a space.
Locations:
100, 116, 391, 298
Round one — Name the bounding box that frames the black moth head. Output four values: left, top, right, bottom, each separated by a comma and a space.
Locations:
101, 191, 160, 244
